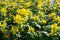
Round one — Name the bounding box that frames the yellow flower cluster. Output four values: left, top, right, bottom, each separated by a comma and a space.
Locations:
14, 8, 32, 25
50, 23, 58, 36
14, 14, 28, 25
11, 26, 19, 34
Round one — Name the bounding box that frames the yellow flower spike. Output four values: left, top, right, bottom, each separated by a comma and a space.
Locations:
28, 26, 34, 32
41, 19, 46, 24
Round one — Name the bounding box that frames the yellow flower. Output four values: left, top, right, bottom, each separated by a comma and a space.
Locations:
16, 9, 29, 16
19, 0, 24, 3
37, 1, 43, 9
48, 12, 56, 18
14, 14, 28, 25
51, 12, 56, 17
18, 5, 23, 8
0, 21, 7, 28
1, 29, 7, 34
28, 26, 34, 32
55, 0, 58, 3
11, 26, 19, 34
41, 19, 46, 24
54, 16, 60, 22
50, 23, 58, 36
1, 8, 7, 13
38, 11, 44, 16
11, 2, 16, 7
32, 15, 39, 21
27, 9, 33, 16
25, 1, 31, 7
53, 7, 56, 10
19, 9, 28, 16
14, 14, 22, 24
16, 9, 21, 13
0, 1, 7, 5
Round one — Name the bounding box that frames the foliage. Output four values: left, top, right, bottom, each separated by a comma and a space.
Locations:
0, 0, 60, 40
